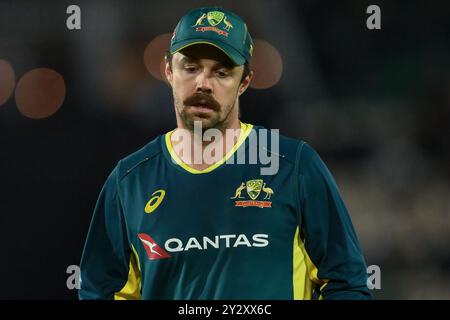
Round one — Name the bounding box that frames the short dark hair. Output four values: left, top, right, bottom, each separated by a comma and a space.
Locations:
165, 51, 251, 84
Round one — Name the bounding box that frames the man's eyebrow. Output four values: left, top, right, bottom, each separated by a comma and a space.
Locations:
179, 55, 197, 64
216, 62, 234, 70
209, 60, 235, 70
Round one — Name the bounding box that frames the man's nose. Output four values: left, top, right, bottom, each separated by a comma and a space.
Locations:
195, 71, 213, 93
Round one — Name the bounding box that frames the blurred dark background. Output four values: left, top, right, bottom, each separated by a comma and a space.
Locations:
0, 0, 449, 299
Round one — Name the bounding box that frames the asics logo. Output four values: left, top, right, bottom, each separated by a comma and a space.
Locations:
144, 189, 165, 214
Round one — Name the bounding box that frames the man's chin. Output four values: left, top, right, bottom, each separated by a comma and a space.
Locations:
183, 116, 220, 131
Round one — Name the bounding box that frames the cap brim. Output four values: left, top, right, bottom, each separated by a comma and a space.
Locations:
170, 39, 246, 66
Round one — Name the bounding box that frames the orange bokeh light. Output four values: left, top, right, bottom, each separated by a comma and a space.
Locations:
15, 68, 66, 119
0, 60, 16, 106
144, 33, 172, 83
250, 40, 283, 89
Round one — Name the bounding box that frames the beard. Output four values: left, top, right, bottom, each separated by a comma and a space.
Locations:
174, 92, 234, 132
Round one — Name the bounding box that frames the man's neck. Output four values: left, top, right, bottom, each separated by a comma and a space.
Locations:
170, 120, 243, 171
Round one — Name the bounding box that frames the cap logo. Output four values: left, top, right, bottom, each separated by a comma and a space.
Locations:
207, 11, 224, 26
193, 13, 207, 27
192, 11, 231, 37
223, 16, 234, 31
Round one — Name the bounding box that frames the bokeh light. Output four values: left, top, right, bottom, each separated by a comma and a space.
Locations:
144, 33, 172, 83
0, 60, 16, 106
15, 68, 66, 119
250, 39, 283, 89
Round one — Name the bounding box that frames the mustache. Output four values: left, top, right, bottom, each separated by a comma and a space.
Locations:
183, 93, 220, 111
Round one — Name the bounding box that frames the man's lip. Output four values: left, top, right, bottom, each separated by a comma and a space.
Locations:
189, 104, 215, 111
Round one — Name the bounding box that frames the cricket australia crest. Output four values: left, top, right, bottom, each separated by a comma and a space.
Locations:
192, 11, 231, 37
246, 179, 263, 200
230, 179, 274, 208
207, 11, 225, 26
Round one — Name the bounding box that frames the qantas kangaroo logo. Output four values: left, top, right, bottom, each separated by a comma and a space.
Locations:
138, 233, 171, 260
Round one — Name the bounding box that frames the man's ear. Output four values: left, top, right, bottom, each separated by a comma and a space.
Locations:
238, 70, 253, 96
165, 56, 173, 86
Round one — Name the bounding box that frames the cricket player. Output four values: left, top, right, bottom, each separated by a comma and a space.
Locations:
79, 6, 371, 300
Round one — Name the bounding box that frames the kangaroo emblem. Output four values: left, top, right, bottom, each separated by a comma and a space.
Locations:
223, 16, 233, 31
193, 13, 207, 27
230, 182, 246, 199
262, 183, 274, 200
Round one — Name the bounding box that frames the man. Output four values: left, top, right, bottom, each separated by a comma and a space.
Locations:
79, 6, 371, 300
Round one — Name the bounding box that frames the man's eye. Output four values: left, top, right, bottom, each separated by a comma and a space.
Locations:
184, 66, 198, 73
216, 70, 229, 78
